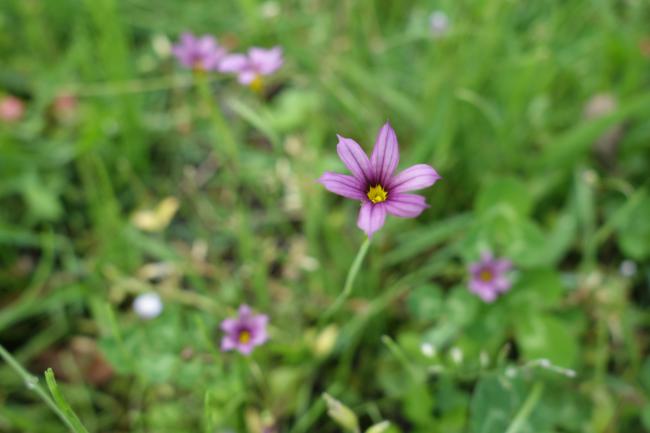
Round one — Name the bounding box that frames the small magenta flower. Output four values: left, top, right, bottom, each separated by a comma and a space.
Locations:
219, 46, 283, 91
318, 122, 440, 237
0, 95, 25, 123
220, 305, 268, 355
468, 252, 513, 302
172, 32, 227, 71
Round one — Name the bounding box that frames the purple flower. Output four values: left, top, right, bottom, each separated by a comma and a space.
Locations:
0, 95, 25, 123
172, 32, 227, 71
220, 305, 268, 355
429, 11, 450, 38
219, 46, 283, 88
318, 122, 441, 237
468, 252, 513, 302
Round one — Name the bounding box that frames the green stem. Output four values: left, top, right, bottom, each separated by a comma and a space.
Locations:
504, 382, 544, 433
195, 72, 239, 165
0, 345, 82, 433
321, 238, 371, 322
381, 335, 419, 379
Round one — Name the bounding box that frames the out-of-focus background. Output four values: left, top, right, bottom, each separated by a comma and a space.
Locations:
1, 1, 650, 432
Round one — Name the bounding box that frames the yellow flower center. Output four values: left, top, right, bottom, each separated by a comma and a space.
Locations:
238, 330, 251, 344
479, 270, 493, 282
367, 184, 388, 204
250, 75, 264, 93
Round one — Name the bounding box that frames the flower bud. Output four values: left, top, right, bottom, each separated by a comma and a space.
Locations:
365, 421, 390, 433
323, 393, 359, 433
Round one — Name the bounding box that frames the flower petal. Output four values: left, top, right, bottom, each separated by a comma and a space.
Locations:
336, 135, 372, 182
469, 281, 497, 302
250, 314, 268, 331
172, 44, 194, 67
357, 202, 386, 237
179, 32, 197, 47
237, 71, 258, 84
250, 328, 268, 346
220, 318, 239, 333
389, 164, 441, 193
493, 277, 512, 293
220, 336, 237, 351
318, 172, 365, 200
219, 54, 248, 73
385, 193, 429, 218
371, 122, 399, 184
469, 263, 483, 274
250, 46, 283, 75
237, 343, 254, 355
196, 35, 217, 55
238, 304, 252, 317
480, 251, 494, 262
201, 47, 227, 71
494, 258, 513, 273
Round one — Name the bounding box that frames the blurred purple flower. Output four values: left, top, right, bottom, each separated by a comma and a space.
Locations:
53, 92, 78, 123
220, 305, 268, 355
172, 32, 227, 71
468, 252, 513, 302
318, 122, 441, 237
0, 95, 25, 123
429, 11, 450, 38
219, 46, 283, 88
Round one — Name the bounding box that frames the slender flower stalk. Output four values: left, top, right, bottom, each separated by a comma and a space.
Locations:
0, 345, 88, 433
194, 69, 239, 164
504, 382, 545, 433
319, 122, 441, 237
468, 251, 513, 302
321, 237, 371, 321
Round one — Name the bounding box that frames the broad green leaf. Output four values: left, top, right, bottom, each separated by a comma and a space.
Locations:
470, 375, 538, 433
616, 195, 650, 260
407, 284, 444, 322
403, 383, 435, 427
514, 314, 578, 367
475, 177, 533, 218
507, 269, 565, 310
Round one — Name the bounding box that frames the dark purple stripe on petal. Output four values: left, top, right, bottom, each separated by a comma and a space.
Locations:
319, 172, 365, 200
357, 202, 386, 237
389, 164, 441, 193
336, 135, 372, 182
371, 122, 399, 185
385, 193, 429, 218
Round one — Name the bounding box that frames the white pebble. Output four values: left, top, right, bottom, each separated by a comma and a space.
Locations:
133, 292, 163, 319
620, 260, 637, 278
420, 342, 436, 358
450, 347, 463, 364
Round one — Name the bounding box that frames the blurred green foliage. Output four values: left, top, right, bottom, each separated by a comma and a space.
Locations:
1, 0, 650, 432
